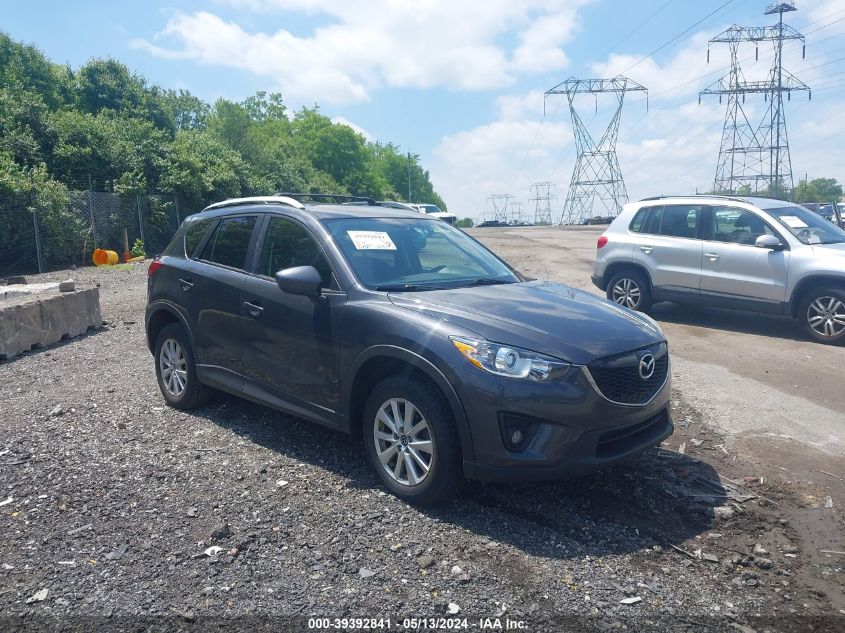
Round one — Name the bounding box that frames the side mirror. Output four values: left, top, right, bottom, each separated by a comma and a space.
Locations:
275, 265, 322, 297
755, 234, 784, 250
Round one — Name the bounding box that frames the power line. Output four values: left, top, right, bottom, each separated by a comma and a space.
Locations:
621, 0, 737, 74
598, 0, 678, 59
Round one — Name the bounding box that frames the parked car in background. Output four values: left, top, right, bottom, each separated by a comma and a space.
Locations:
413, 203, 457, 225
592, 195, 845, 344
581, 215, 617, 225
146, 195, 673, 504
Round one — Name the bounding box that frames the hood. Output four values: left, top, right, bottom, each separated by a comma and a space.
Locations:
388, 281, 664, 365
811, 242, 845, 260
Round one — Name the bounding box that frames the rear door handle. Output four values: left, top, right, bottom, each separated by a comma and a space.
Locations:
243, 301, 263, 318
704, 252, 719, 261
639, 246, 653, 254
178, 278, 194, 292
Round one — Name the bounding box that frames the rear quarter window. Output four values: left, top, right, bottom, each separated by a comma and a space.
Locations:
629, 208, 648, 233
185, 218, 216, 259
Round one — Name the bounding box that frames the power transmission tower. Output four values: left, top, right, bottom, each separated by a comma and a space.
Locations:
529, 182, 556, 225
486, 194, 513, 223
509, 201, 524, 224
699, 1, 809, 198
545, 76, 647, 226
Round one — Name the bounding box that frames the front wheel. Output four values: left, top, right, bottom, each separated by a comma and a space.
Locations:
799, 288, 845, 345
363, 376, 463, 505
607, 270, 653, 312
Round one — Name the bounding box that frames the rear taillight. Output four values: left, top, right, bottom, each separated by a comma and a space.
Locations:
148, 259, 164, 277
597, 236, 608, 249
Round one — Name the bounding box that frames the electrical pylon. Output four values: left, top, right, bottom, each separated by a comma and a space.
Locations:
545, 76, 647, 225
529, 182, 556, 225
699, 1, 809, 197
486, 194, 513, 223
509, 201, 525, 224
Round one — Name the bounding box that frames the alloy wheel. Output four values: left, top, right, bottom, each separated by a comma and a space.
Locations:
159, 338, 188, 397
373, 398, 434, 487
807, 296, 845, 338
612, 278, 641, 309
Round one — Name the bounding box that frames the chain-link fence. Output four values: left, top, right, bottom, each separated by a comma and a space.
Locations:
0, 186, 187, 277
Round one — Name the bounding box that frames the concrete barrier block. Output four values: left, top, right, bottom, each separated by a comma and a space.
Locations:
0, 287, 102, 361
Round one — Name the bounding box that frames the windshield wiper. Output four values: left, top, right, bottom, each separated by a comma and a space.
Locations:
465, 277, 512, 286
374, 283, 446, 291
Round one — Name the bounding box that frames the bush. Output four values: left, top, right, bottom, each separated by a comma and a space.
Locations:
131, 238, 145, 258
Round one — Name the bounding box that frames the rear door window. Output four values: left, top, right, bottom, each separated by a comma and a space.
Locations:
200, 216, 257, 270
641, 206, 664, 235
659, 205, 702, 239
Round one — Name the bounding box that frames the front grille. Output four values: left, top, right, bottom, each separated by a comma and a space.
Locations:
587, 343, 668, 405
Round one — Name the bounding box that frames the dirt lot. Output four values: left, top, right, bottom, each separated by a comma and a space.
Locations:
0, 232, 843, 631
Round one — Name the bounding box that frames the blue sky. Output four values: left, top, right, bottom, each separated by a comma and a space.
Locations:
4, 0, 845, 217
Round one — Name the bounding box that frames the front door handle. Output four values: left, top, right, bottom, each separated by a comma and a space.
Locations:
639, 246, 653, 254
243, 301, 263, 318
178, 278, 194, 292
704, 252, 719, 261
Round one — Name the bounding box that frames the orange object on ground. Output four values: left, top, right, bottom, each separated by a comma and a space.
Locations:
92, 249, 119, 266
123, 251, 131, 263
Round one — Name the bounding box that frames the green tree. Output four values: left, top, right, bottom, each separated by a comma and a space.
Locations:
793, 178, 843, 203
455, 218, 474, 228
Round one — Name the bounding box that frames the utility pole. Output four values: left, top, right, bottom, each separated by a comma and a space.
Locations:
699, 1, 809, 197
545, 77, 647, 225
407, 150, 412, 203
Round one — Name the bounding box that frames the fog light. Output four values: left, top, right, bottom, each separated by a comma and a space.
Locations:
498, 413, 539, 452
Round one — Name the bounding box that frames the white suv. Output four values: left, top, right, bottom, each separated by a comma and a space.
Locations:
592, 195, 845, 345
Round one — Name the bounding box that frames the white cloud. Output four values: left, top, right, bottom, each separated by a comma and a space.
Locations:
134, 1, 591, 105
431, 117, 573, 218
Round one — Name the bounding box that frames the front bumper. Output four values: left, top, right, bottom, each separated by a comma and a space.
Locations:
455, 359, 673, 482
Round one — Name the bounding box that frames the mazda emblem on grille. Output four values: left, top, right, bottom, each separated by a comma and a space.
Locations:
638, 353, 656, 380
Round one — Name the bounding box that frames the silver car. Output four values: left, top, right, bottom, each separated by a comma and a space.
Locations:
592, 195, 845, 345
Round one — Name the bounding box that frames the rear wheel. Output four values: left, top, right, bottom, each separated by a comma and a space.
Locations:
363, 376, 462, 505
607, 270, 653, 312
799, 287, 845, 345
154, 323, 214, 409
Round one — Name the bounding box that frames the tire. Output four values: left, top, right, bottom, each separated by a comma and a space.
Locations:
606, 269, 653, 312
154, 323, 214, 409
363, 376, 463, 505
798, 287, 845, 345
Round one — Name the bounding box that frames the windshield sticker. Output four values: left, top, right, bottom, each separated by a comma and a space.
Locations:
807, 234, 821, 244
347, 230, 397, 250
780, 215, 808, 229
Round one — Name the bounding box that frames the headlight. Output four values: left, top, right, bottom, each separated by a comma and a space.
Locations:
450, 336, 569, 381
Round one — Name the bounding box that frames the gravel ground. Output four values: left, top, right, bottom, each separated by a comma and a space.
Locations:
1, 263, 843, 632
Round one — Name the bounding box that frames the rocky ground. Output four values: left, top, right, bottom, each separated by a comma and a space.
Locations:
1, 261, 843, 632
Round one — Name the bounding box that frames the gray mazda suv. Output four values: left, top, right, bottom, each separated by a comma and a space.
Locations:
145, 195, 672, 504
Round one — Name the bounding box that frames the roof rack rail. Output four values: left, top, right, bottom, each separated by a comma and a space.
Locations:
638, 193, 752, 204
203, 196, 305, 211
276, 192, 377, 206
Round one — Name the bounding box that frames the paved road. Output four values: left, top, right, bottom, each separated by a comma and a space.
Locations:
469, 225, 845, 473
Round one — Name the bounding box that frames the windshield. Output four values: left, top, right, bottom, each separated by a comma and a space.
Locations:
323, 217, 520, 290
419, 205, 442, 214
768, 206, 845, 245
